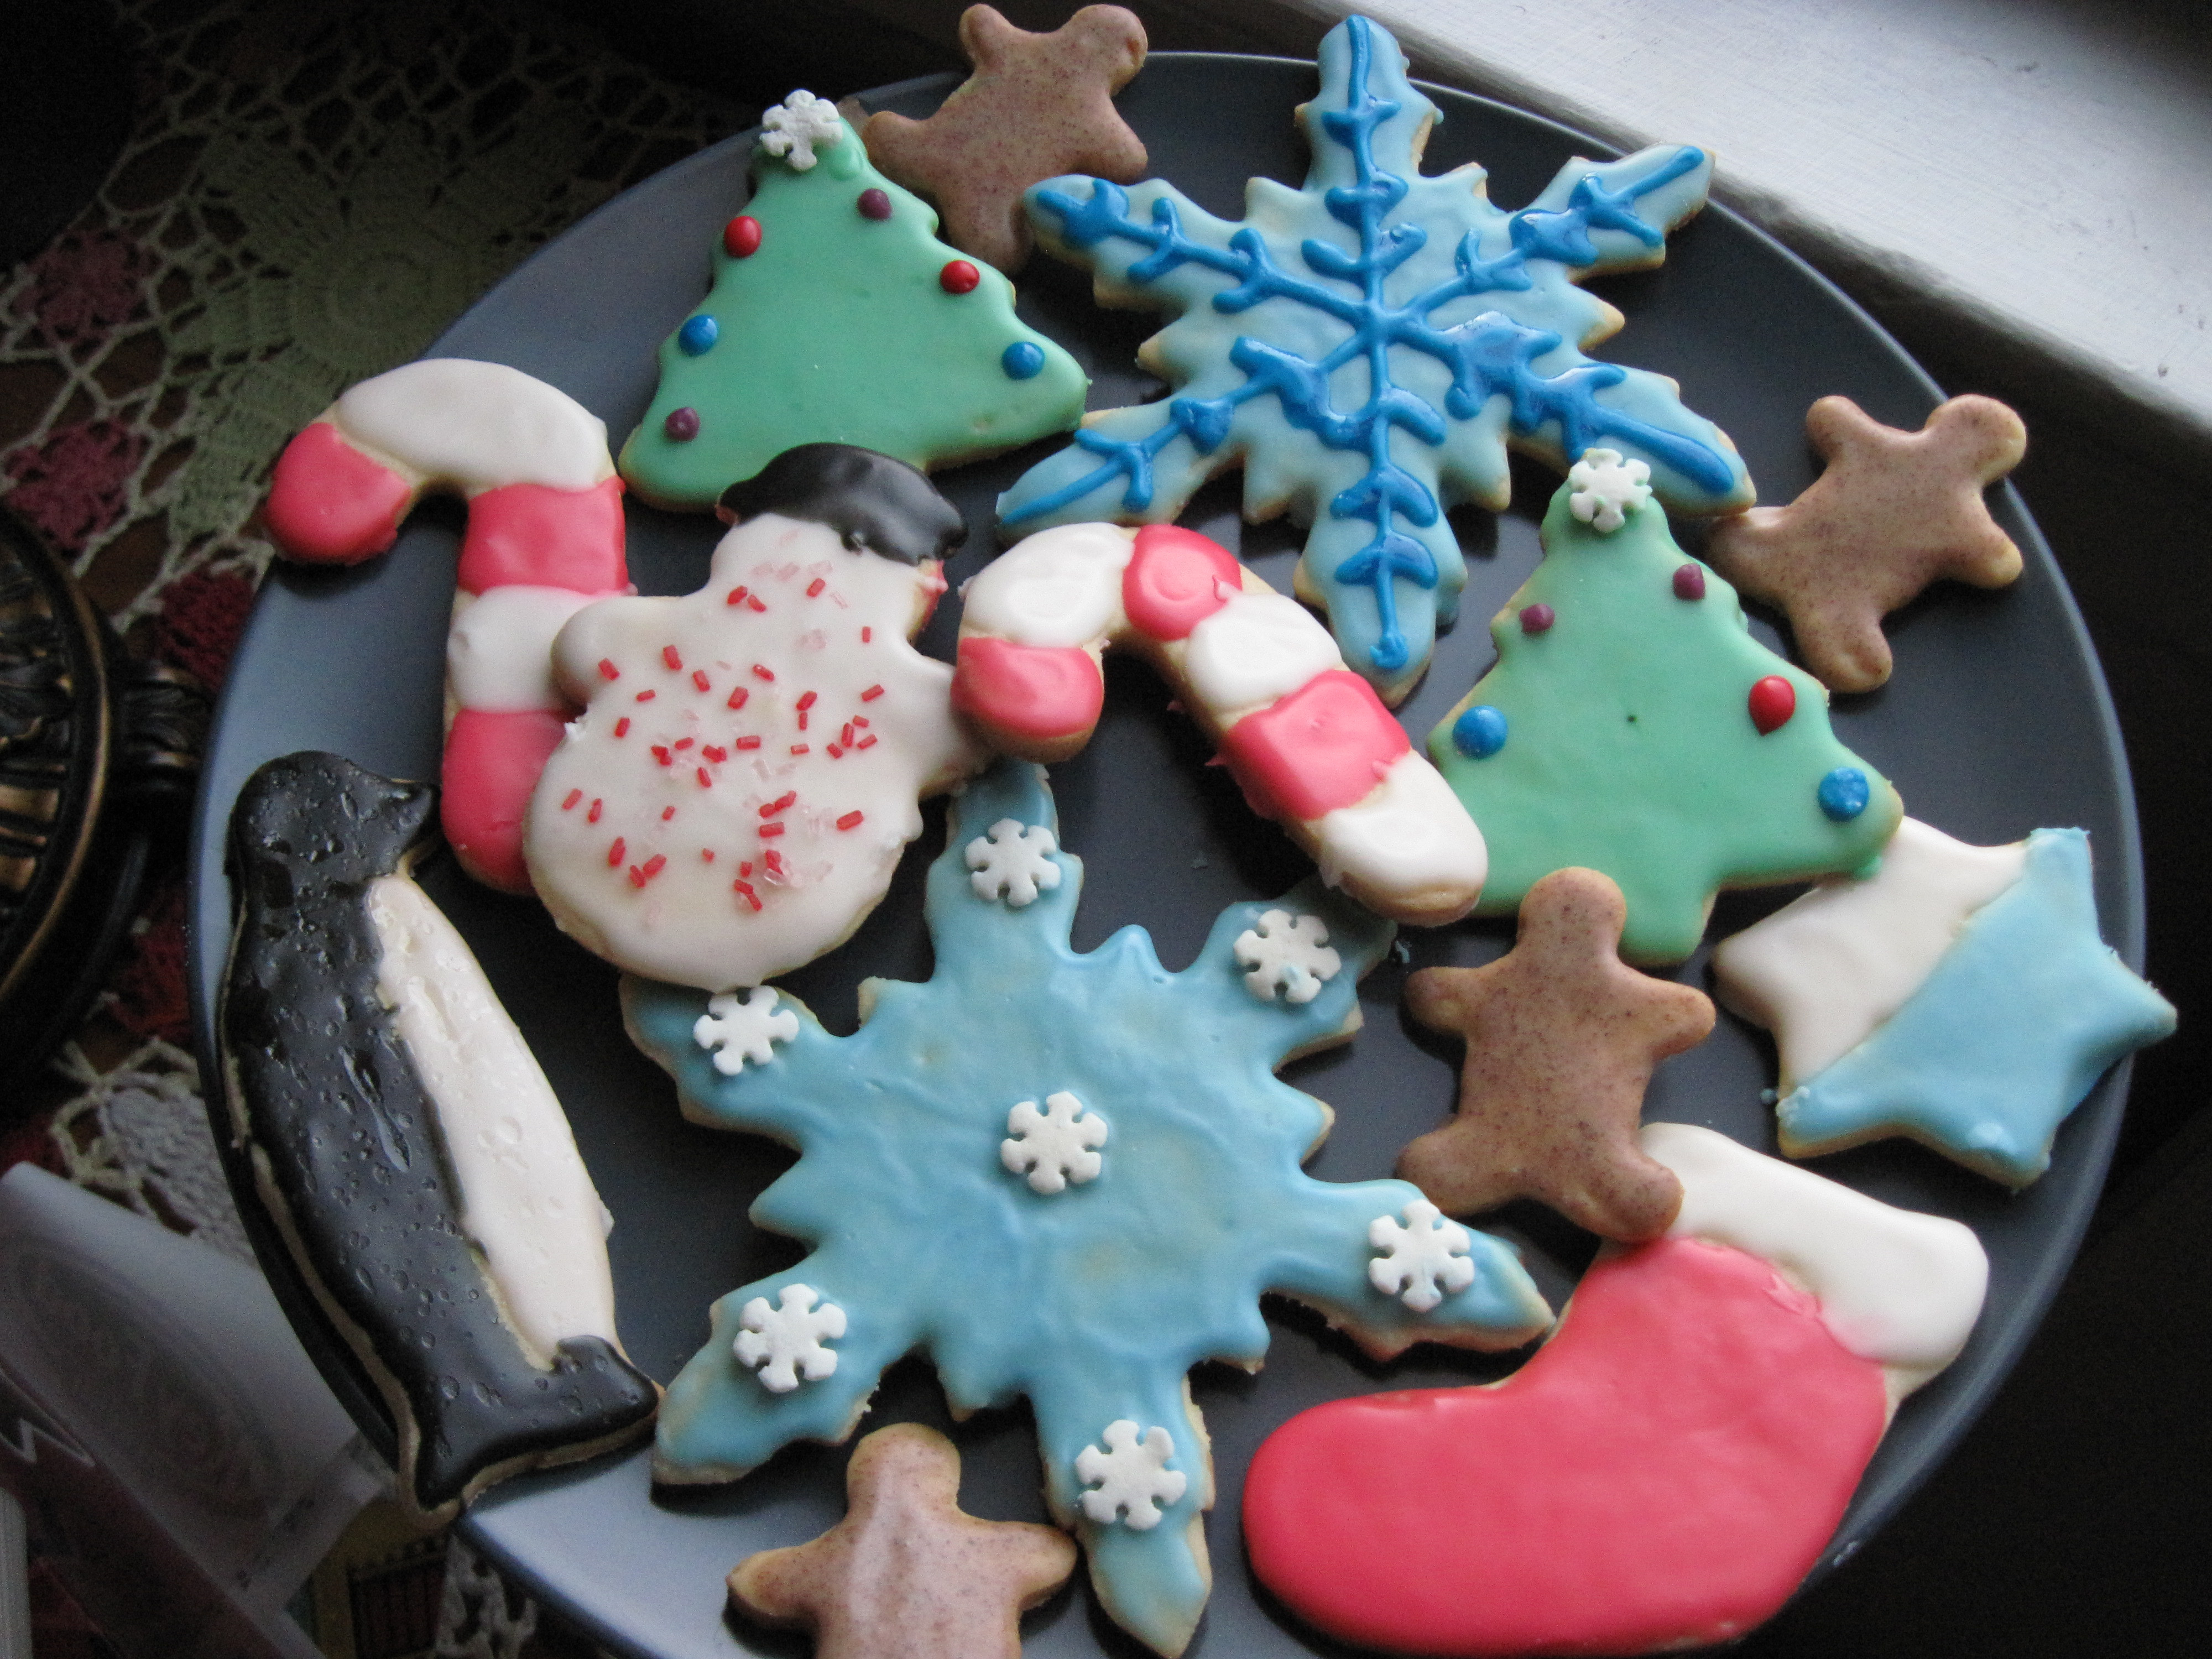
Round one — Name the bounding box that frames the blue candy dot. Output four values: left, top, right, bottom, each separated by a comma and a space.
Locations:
1818, 766, 1870, 821
1453, 704, 1509, 759
678, 315, 719, 356
1001, 341, 1045, 380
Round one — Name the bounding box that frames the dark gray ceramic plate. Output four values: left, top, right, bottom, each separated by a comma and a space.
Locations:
189, 53, 2144, 1659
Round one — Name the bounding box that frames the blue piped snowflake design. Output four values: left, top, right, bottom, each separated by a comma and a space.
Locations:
999, 15, 1752, 699
623, 760, 1550, 1657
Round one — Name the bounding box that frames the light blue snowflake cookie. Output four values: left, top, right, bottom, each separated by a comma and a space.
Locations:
998, 14, 1753, 703
622, 759, 1551, 1657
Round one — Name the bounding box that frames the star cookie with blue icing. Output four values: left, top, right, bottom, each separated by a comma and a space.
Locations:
998, 14, 1752, 702
1716, 819, 2174, 1186
622, 759, 1551, 1657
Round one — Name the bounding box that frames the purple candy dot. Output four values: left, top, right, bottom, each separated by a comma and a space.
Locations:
858, 188, 891, 220
664, 406, 700, 442
1673, 563, 1707, 600
1519, 603, 1556, 635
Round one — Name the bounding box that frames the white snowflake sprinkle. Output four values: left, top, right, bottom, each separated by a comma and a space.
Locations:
1566, 447, 1655, 533
759, 89, 844, 171
1074, 1421, 1187, 1531
965, 819, 1062, 906
1231, 909, 1343, 1004
733, 1284, 846, 1392
1368, 1199, 1477, 1312
693, 987, 801, 1075
1001, 1092, 1108, 1194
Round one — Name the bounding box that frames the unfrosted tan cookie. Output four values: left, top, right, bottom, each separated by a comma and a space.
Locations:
727, 1423, 1077, 1659
1705, 394, 2027, 693
1399, 867, 1714, 1241
863, 4, 1147, 273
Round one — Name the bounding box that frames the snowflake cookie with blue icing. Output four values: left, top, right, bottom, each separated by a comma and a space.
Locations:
998, 14, 1753, 703
1715, 818, 2174, 1186
620, 759, 1551, 1657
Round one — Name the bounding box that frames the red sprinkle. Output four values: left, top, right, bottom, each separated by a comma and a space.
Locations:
853, 716, 870, 728
827, 743, 844, 758
940, 259, 981, 294
697, 767, 713, 787
635, 690, 656, 702
643, 854, 666, 878
856, 734, 878, 749
703, 745, 728, 763
759, 821, 786, 838
675, 737, 695, 750
735, 735, 763, 750
628, 865, 647, 888
723, 215, 762, 258
861, 627, 872, 643
764, 850, 785, 877
614, 717, 632, 738
753, 664, 776, 681
693, 670, 712, 692
837, 810, 864, 831
806, 578, 826, 597
661, 805, 676, 821
733, 881, 761, 911
761, 792, 797, 817
747, 594, 766, 613
860, 684, 884, 702
607, 837, 626, 867
726, 586, 750, 607
663, 645, 683, 671
727, 686, 750, 710
739, 861, 754, 877
840, 723, 855, 746
797, 691, 818, 711
702, 849, 716, 862
562, 789, 582, 810
598, 658, 620, 680
587, 799, 603, 823
653, 745, 672, 765
790, 744, 811, 755
797, 711, 810, 731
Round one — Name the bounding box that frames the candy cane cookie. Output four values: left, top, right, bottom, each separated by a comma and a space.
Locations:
952, 522, 1486, 925
264, 359, 630, 891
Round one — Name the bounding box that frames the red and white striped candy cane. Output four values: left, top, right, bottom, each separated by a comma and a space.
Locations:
952, 522, 1487, 925
264, 359, 629, 891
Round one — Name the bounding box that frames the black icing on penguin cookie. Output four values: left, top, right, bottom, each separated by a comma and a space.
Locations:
220, 752, 657, 1517
716, 441, 970, 563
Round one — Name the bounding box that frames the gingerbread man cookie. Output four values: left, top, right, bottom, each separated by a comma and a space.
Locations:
1705, 394, 2027, 693
1400, 868, 1714, 1241
863, 6, 1148, 274
728, 1423, 1077, 1659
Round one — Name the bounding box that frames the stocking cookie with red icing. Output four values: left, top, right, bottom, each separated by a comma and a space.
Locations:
264, 358, 629, 891
1400, 867, 1714, 1241
526, 446, 987, 990
1706, 394, 2027, 692
953, 521, 1487, 925
728, 1422, 1077, 1659
863, 6, 1149, 275
1245, 1121, 1988, 1657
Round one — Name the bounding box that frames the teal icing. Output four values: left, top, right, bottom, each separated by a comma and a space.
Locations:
1778, 829, 2175, 1187
622, 759, 1550, 1655
998, 15, 1750, 700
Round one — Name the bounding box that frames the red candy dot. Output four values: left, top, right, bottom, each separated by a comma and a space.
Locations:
1748, 675, 1797, 734
1518, 603, 1555, 635
723, 215, 762, 257
1673, 564, 1708, 601
940, 259, 980, 294
857, 188, 891, 220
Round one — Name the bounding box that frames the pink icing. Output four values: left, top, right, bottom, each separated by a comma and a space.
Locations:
1218, 669, 1408, 821
456, 478, 629, 596
952, 637, 1104, 748
264, 422, 413, 563
1122, 524, 1243, 641
1243, 1237, 1888, 1656
442, 707, 570, 893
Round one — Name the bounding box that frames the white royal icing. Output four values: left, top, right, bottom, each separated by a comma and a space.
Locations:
526, 514, 985, 991
965, 818, 1063, 906
1232, 909, 1342, 1004
957, 520, 1132, 648
733, 1283, 846, 1392
1368, 1200, 1477, 1312
447, 586, 599, 713
366, 874, 621, 1370
333, 359, 615, 494
759, 89, 844, 171
1641, 1122, 1987, 1390
1313, 750, 1489, 904
1566, 446, 1654, 533
1001, 1091, 1109, 1194
1182, 591, 1345, 714
1714, 817, 2029, 1088
693, 986, 800, 1075
1075, 1421, 1188, 1531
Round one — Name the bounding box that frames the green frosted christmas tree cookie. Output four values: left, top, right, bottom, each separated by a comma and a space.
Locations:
1429, 450, 1903, 963
621, 91, 1087, 511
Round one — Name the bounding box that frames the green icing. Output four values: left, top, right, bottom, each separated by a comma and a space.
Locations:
1429, 486, 1902, 963
620, 117, 1086, 510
